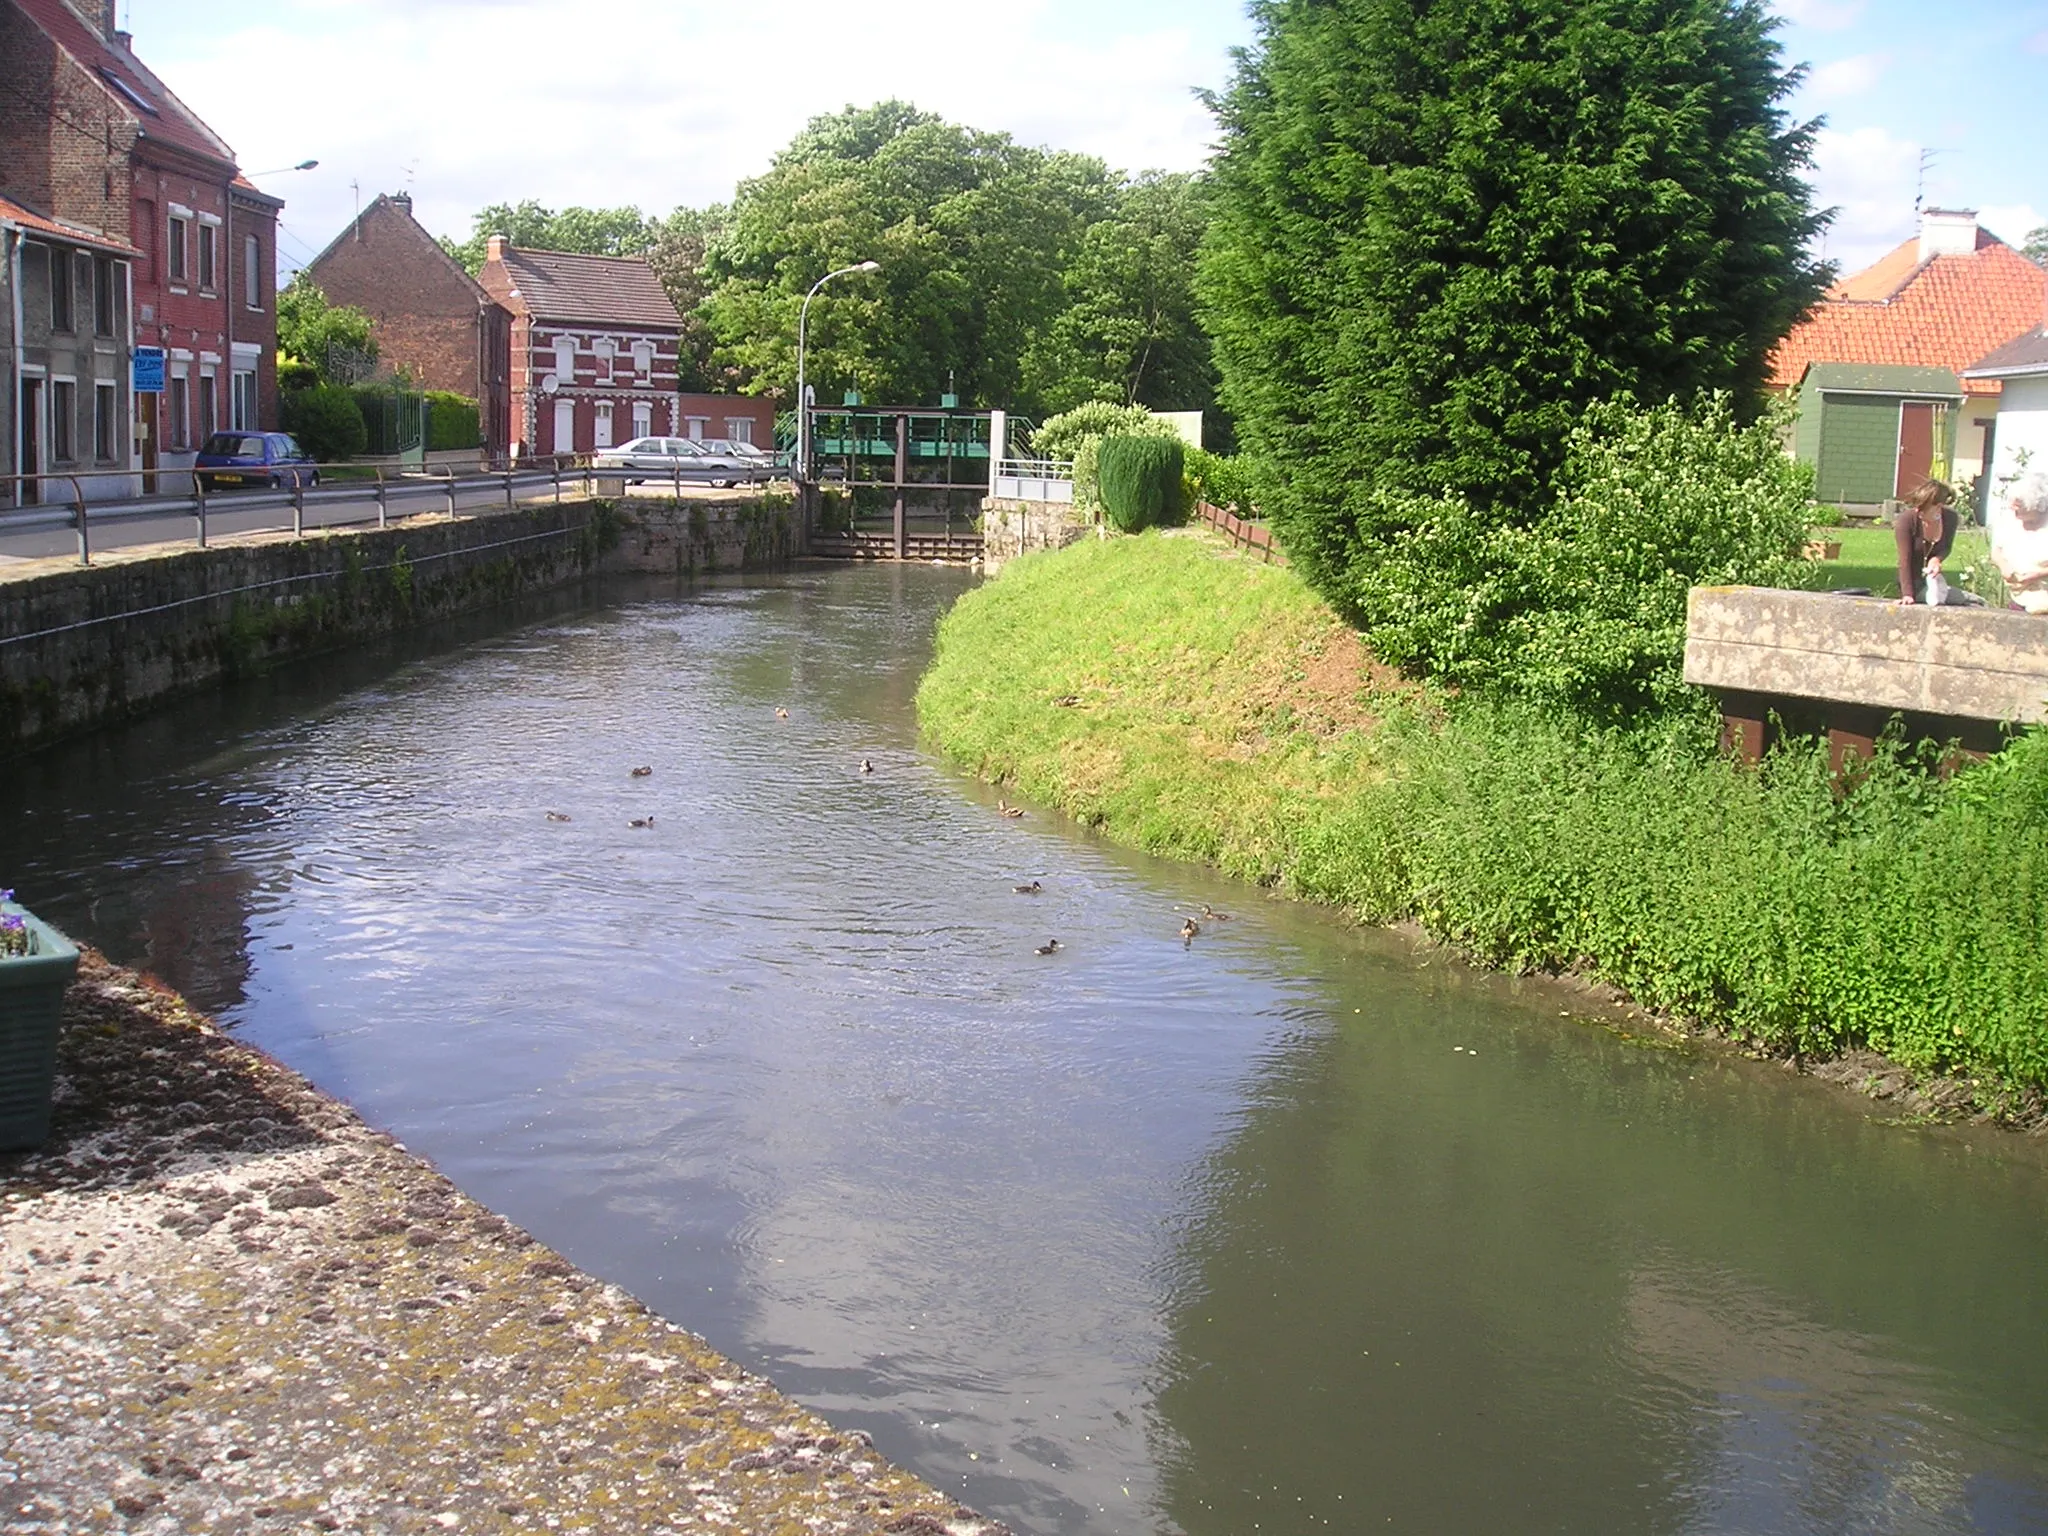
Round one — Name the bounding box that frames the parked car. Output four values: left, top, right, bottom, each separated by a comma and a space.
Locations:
194, 432, 319, 491
593, 437, 766, 489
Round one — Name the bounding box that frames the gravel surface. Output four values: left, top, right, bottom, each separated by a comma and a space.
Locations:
1, 952, 1012, 1536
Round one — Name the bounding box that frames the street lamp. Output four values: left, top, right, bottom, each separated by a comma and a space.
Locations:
796, 260, 880, 484
246, 160, 319, 177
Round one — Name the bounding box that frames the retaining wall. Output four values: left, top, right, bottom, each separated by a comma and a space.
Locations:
0, 491, 801, 756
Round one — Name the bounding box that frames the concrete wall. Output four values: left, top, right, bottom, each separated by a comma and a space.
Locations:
1986, 376, 2048, 503
0, 490, 808, 754
0, 503, 619, 754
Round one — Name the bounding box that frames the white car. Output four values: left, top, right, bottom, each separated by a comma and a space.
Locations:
593, 437, 755, 487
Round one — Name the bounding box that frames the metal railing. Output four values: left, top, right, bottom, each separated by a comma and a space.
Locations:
0, 456, 597, 568
991, 457, 1075, 503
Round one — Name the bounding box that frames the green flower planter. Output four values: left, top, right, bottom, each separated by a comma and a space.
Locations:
0, 904, 81, 1151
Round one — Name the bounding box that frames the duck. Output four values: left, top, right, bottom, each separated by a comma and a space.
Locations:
1034, 938, 1062, 956
1201, 904, 1232, 922
1013, 880, 1043, 894
861, 759, 874, 774
1180, 917, 1200, 945
775, 707, 790, 720
630, 816, 656, 829
630, 765, 653, 778
545, 811, 572, 823
997, 798, 1025, 819
1052, 694, 1081, 708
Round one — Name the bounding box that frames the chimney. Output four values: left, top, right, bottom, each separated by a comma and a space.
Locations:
1919, 207, 1978, 262
102, 0, 117, 39
391, 190, 413, 214
486, 235, 508, 264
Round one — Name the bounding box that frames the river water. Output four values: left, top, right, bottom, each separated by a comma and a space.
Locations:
9, 564, 2048, 1535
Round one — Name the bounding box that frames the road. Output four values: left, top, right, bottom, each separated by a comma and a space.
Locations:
0, 470, 599, 566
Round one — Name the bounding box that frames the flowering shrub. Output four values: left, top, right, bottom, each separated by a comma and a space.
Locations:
1, 891, 28, 959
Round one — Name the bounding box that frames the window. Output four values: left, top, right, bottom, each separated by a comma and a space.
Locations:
50, 251, 74, 332
168, 371, 189, 449
244, 234, 261, 308
594, 338, 614, 383
198, 369, 216, 441
552, 335, 575, 381
167, 213, 188, 284
51, 380, 76, 462
632, 401, 652, 439
686, 416, 708, 441
231, 370, 256, 430
94, 383, 117, 461
93, 257, 115, 336
632, 340, 652, 379
725, 417, 754, 445
197, 223, 217, 292
594, 401, 614, 449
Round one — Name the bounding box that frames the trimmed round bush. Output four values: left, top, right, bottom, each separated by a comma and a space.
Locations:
281, 384, 366, 463
1098, 436, 1186, 533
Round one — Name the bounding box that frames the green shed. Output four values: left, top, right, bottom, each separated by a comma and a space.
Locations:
1791, 363, 1964, 507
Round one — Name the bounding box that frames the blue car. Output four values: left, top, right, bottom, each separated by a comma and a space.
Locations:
195, 431, 319, 492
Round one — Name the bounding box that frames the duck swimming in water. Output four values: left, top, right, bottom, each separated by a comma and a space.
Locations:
1035, 938, 1062, 956
1014, 880, 1042, 894
630, 816, 656, 829
1201, 904, 1232, 922
775, 707, 790, 720
998, 798, 1024, 818
861, 759, 874, 774
545, 811, 572, 822
1180, 917, 1200, 945
630, 765, 653, 778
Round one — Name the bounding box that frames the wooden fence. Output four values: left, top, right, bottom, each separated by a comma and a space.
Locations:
1193, 501, 1286, 564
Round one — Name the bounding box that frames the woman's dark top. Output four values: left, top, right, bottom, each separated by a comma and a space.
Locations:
1895, 504, 1957, 602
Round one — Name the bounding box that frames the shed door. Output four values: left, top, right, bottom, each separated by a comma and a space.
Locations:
1896, 401, 1937, 498
552, 398, 576, 456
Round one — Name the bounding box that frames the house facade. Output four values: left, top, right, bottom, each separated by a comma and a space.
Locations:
1789, 363, 1966, 506
1770, 209, 2047, 501
477, 239, 683, 459
1, 195, 139, 503
0, 0, 282, 493
304, 192, 513, 459
676, 392, 775, 447
1964, 329, 2048, 505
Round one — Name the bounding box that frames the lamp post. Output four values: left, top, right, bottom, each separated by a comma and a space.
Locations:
246, 160, 319, 177
795, 260, 879, 485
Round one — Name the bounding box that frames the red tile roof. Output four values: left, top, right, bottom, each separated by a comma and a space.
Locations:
1768, 229, 2048, 398
0, 193, 141, 256
15, 0, 236, 171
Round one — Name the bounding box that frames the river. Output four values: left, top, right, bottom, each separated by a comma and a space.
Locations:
8, 564, 2047, 1535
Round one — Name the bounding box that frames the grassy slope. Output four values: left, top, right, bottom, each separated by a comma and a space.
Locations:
919, 530, 1384, 884
921, 530, 2048, 1104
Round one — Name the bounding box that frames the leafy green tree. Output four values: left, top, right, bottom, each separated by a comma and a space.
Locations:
440, 202, 653, 273
698, 102, 1118, 408
2025, 225, 2048, 267
646, 205, 727, 390
1200, 0, 1831, 606
276, 277, 376, 384
1024, 173, 1213, 414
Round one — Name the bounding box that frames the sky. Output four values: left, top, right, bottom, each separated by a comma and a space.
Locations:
121, 0, 2045, 281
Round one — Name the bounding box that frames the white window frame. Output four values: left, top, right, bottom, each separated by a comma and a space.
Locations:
632, 400, 652, 439
593, 337, 615, 384
552, 335, 576, 383
167, 206, 190, 288
196, 212, 221, 294
593, 400, 614, 449
724, 417, 754, 445
632, 340, 653, 380
686, 416, 708, 441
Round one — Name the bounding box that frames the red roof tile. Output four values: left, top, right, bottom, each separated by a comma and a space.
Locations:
486, 247, 681, 330
1769, 230, 2048, 398
0, 193, 141, 256
15, 0, 236, 171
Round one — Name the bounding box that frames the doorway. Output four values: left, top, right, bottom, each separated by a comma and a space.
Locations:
552, 398, 575, 457
18, 376, 43, 505
1895, 401, 1940, 498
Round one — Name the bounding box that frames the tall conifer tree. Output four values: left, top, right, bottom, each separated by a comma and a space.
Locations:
1199, 0, 1829, 604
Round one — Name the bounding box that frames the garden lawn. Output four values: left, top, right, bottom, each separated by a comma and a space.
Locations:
1809, 524, 2001, 600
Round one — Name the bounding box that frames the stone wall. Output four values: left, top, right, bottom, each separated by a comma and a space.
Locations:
0, 504, 619, 754
980, 496, 1088, 574
605, 489, 803, 576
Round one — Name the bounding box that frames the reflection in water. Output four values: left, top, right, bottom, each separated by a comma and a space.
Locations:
9, 565, 2048, 1536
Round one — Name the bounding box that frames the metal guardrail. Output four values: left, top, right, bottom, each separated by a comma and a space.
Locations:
0, 457, 596, 567
992, 457, 1075, 504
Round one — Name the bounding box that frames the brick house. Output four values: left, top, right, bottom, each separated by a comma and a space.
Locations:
676, 392, 775, 449
1, 194, 141, 504
1770, 209, 2048, 502
0, 0, 283, 491
303, 192, 513, 459
477, 240, 682, 458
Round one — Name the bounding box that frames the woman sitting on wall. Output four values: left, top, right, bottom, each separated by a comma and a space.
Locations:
1894, 479, 1969, 605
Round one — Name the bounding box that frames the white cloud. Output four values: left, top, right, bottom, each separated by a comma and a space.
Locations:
1980, 203, 2046, 249
1806, 124, 1921, 272
139, 0, 1234, 270
1805, 51, 1887, 100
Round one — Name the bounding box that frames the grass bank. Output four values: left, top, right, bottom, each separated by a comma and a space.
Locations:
918, 531, 2048, 1112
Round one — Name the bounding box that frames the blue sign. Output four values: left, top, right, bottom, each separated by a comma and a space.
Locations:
132, 346, 165, 393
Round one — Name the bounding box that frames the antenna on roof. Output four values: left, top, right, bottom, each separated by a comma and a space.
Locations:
1913, 148, 1946, 218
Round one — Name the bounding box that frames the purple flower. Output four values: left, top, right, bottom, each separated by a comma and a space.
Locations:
0, 889, 12, 903
1, 916, 22, 931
